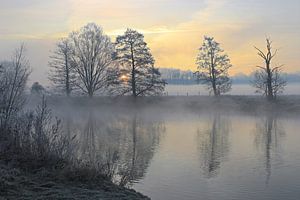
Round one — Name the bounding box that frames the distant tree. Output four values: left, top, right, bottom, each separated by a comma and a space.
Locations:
48, 38, 76, 96
0, 45, 30, 128
195, 36, 232, 96
69, 23, 114, 97
31, 82, 45, 96
110, 29, 165, 97
252, 38, 286, 100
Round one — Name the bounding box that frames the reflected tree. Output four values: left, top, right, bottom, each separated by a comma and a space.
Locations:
254, 113, 285, 184
118, 113, 164, 186
64, 110, 164, 186
80, 111, 97, 164
197, 113, 230, 178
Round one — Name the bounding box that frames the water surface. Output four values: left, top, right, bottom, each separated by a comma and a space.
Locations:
165, 83, 300, 96
57, 107, 300, 200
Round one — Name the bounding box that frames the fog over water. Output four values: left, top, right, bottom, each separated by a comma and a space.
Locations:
165, 83, 300, 96
50, 101, 300, 200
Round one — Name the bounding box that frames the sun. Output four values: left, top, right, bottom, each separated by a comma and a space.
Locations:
120, 74, 129, 82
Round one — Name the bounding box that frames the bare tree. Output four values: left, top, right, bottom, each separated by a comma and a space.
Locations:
195, 36, 232, 96
48, 38, 76, 96
110, 29, 165, 97
69, 23, 114, 97
252, 38, 286, 100
0, 45, 30, 129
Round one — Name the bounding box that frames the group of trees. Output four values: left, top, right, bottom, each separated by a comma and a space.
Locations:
48, 23, 286, 101
195, 36, 286, 101
48, 23, 166, 98
1, 23, 286, 102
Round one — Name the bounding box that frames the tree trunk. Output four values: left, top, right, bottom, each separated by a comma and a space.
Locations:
210, 52, 218, 96
88, 89, 93, 98
65, 52, 70, 97
130, 43, 137, 97
266, 62, 273, 101
212, 78, 218, 96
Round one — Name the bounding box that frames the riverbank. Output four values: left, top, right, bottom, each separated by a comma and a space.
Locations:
0, 96, 150, 200
5, 94, 298, 200
0, 162, 149, 200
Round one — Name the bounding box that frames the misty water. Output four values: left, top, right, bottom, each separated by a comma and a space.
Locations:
54, 104, 300, 200
165, 83, 300, 96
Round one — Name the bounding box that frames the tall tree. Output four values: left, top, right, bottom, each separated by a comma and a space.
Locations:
69, 23, 114, 97
0, 45, 30, 129
252, 38, 286, 100
110, 29, 165, 97
195, 36, 232, 96
48, 38, 76, 96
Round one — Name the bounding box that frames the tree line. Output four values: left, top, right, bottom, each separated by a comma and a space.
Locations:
0, 23, 289, 198
48, 23, 165, 98
195, 36, 286, 101
0, 23, 287, 101
48, 23, 286, 101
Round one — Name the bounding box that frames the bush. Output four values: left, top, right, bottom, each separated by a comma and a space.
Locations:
0, 96, 119, 186
0, 97, 76, 171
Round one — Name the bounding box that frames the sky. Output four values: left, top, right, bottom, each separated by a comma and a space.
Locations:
0, 0, 299, 85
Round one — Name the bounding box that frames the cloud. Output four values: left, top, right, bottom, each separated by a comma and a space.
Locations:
0, 0, 70, 39
0, 0, 299, 84
146, 0, 300, 74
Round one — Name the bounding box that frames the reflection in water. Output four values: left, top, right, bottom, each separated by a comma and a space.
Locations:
80, 111, 97, 164
118, 113, 165, 186
54, 107, 300, 200
254, 114, 285, 184
197, 113, 230, 178
64, 110, 165, 187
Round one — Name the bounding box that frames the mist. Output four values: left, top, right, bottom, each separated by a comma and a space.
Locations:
1, 4, 300, 198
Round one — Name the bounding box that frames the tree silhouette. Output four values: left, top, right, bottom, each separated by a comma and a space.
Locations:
48, 38, 76, 96
0, 45, 30, 129
110, 29, 165, 97
252, 38, 286, 101
195, 36, 232, 96
69, 23, 115, 97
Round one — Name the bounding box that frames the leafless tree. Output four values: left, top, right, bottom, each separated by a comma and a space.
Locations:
0, 45, 30, 129
48, 38, 76, 96
109, 29, 165, 97
252, 38, 286, 100
69, 23, 115, 97
195, 36, 232, 96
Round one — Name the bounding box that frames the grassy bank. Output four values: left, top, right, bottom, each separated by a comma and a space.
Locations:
0, 162, 148, 200
0, 98, 149, 200
2, 95, 299, 200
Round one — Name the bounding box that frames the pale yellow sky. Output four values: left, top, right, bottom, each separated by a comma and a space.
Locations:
0, 0, 299, 84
